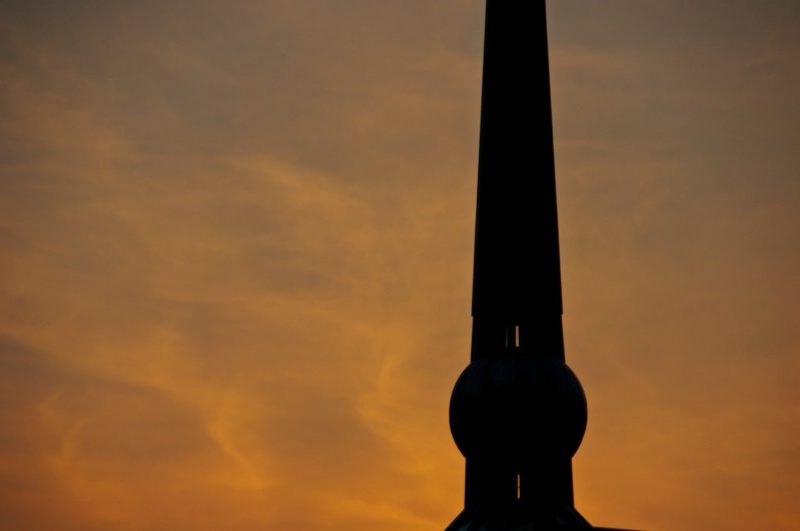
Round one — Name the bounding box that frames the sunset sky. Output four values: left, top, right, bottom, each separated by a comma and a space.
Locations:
1, 1, 799, 530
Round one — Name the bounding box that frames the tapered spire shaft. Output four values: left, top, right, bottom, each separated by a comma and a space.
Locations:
470, 0, 566, 368
472, 0, 561, 323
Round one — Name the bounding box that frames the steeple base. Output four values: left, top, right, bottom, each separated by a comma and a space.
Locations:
445, 500, 591, 531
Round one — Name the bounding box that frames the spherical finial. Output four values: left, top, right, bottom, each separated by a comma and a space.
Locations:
449, 354, 587, 464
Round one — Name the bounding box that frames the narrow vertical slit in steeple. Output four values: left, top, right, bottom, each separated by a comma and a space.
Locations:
516, 474, 521, 500
503, 323, 520, 349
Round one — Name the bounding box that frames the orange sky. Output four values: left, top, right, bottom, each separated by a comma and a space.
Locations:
1, 2, 799, 530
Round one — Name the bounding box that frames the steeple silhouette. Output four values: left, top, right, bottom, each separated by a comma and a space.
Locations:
445, 2, 639, 530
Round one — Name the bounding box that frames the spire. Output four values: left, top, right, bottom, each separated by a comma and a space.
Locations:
445, 2, 590, 528
471, 0, 561, 326
444, 4, 644, 529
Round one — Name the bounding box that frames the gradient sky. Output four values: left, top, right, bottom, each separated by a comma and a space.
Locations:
1, 2, 799, 530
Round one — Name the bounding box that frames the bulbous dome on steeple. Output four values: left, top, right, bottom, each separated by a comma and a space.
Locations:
449, 353, 587, 464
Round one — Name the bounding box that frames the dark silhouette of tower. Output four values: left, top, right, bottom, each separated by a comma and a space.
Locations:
445, 2, 639, 530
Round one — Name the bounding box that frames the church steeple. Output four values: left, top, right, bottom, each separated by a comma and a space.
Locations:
445, 2, 590, 528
